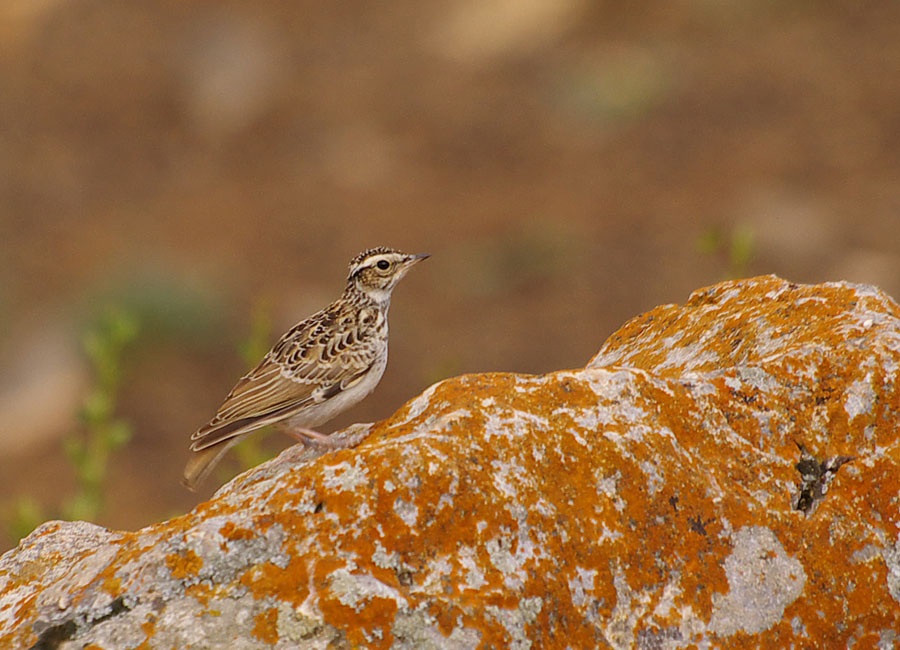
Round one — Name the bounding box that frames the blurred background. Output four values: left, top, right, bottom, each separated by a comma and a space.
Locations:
2, 0, 899, 550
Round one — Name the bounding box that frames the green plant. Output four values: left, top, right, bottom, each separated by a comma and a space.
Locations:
231, 299, 277, 472
4, 497, 45, 546
3, 307, 140, 547
697, 224, 756, 279
62, 307, 140, 521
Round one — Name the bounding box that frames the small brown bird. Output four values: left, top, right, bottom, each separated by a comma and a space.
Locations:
183, 247, 429, 490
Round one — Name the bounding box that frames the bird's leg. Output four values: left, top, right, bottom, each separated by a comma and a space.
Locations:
284, 425, 329, 444
282, 425, 357, 450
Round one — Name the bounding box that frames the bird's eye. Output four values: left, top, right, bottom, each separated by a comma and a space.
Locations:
377, 260, 390, 270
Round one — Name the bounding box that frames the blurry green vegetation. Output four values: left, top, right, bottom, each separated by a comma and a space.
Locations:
697, 224, 756, 279
4, 497, 44, 546
92, 272, 227, 349
63, 307, 139, 521
424, 356, 465, 388
553, 46, 672, 126
3, 272, 229, 547
4, 307, 140, 542
454, 222, 582, 298
230, 299, 277, 475
238, 298, 274, 365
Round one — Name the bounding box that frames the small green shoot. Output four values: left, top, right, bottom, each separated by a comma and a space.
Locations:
697, 224, 756, 279
231, 299, 277, 472
4, 497, 46, 546
62, 307, 139, 521
2, 306, 139, 547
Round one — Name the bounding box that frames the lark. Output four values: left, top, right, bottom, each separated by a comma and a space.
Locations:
183, 247, 429, 490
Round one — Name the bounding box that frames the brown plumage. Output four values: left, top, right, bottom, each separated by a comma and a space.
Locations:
183, 247, 429, 490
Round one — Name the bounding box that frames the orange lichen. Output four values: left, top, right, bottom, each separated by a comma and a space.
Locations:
165, 548, 203, 580
251, 607, 279, 644
338, 597, 399, 646
241, 557, 309, 606
12, 594, 36, 626
184, 582, 214, 606
252, 513, 277, 534
140, 617, 156, 639
102, 575, 121, 596
219, 521, 254, 542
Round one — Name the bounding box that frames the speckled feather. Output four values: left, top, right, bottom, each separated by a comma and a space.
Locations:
189, 296, 385, 451
183, 247, 428, 489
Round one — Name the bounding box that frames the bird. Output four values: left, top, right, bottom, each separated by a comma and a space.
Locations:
182, 247, 429, 490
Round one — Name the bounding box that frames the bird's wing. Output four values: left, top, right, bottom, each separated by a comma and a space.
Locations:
189, 306, 378, 451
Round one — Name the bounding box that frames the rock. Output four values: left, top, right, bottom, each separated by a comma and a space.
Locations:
2, 275, 899, 648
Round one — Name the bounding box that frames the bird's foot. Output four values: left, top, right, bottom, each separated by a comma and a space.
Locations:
284, 426, 358, 450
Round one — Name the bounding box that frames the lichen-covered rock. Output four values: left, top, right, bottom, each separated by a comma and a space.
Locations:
2, 275, 899, 649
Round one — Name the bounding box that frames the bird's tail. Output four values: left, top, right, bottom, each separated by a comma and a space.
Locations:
182, 440, 238, 491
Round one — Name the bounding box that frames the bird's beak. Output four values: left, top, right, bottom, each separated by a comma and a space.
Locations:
407, 253, 430, 265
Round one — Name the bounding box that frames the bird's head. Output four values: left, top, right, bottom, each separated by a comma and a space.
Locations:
347, 247, 429, 304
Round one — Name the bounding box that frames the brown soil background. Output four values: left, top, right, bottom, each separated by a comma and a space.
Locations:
2, 1, 899, 551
